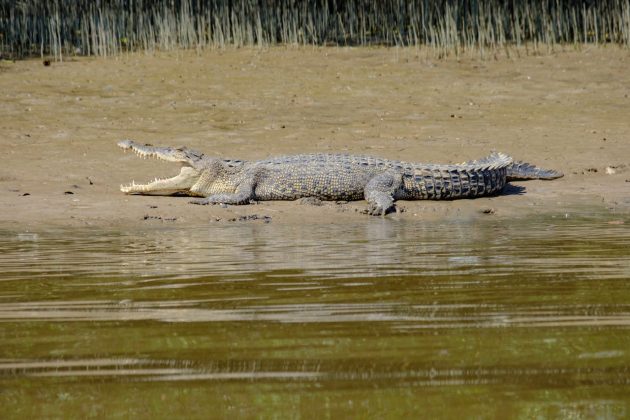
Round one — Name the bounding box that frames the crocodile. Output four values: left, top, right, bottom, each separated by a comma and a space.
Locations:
117, 139, 563, 215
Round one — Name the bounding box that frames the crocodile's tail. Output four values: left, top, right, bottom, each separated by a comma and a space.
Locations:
507, 161, 563, 181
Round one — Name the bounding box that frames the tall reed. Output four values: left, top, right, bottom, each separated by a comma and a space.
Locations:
1, 0, 629, 60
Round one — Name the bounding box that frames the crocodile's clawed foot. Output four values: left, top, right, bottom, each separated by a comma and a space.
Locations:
366, 203, 396, 216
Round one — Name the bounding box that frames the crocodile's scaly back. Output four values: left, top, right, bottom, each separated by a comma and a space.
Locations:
256, 151, 513, 200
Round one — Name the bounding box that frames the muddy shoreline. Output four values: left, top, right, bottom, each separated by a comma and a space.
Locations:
1, 47, 628, 229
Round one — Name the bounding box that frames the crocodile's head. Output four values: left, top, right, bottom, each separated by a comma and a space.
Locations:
118, 139, 205, 195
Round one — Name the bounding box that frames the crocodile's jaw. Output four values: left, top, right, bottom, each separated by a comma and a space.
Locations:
118, 139, 203, 195
120, 166, 201, 195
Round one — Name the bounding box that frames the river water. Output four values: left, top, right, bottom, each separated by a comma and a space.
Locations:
1, 215, 629, 418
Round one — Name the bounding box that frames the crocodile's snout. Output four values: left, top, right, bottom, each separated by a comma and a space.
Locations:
117, 139, 133, 149
118, 139, 203, 195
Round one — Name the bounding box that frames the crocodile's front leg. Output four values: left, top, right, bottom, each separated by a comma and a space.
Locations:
190, 166, 265, 206
364, 171, 402, 216
190, 179, 256, 205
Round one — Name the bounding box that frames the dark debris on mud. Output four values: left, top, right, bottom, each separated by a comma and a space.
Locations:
143, 215, 177, 222
210, 214, 272, 223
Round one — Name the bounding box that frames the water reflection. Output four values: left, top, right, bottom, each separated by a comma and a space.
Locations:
2, 218, 628, 282
1, 217, 629, 328
0, 216, 629, 415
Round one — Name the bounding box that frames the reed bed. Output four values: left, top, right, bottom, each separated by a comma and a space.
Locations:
1, 0, 629, 60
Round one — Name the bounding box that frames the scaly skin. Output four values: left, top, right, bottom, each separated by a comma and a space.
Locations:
118, 140, 563, 215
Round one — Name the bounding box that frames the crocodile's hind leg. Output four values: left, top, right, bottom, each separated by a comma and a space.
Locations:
364, 171, 403, 216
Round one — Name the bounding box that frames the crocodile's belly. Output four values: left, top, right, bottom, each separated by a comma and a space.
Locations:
254, 164, 376, 201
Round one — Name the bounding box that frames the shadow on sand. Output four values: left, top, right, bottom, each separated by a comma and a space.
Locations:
503, 184, 526, 196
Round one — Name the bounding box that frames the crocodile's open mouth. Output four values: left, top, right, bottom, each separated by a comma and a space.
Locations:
118, 139, 202, 195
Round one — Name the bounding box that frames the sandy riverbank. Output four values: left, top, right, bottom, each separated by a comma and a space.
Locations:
1, 47, 628, 229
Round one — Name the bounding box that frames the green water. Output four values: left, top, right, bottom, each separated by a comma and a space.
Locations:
1, 216, 629, 418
